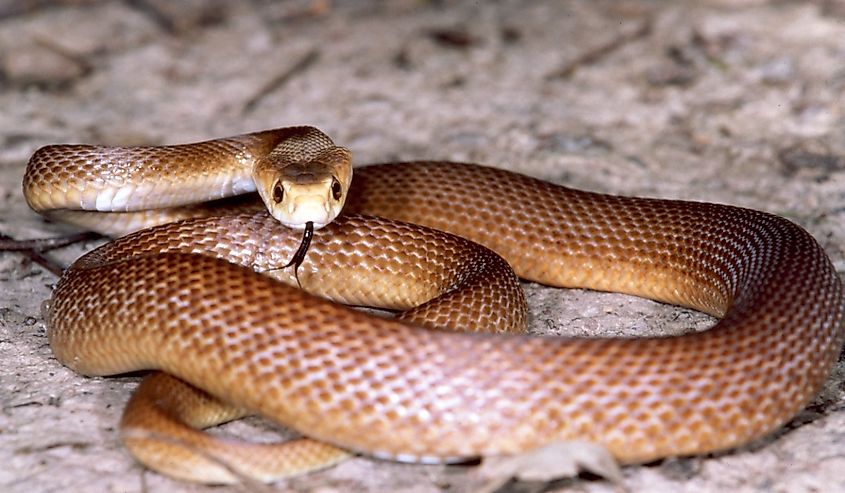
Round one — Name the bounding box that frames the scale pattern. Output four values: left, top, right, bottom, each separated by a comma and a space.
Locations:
29, 151, 844, 481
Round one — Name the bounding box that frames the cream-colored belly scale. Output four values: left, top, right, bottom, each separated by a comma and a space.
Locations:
24, 130, 845, 484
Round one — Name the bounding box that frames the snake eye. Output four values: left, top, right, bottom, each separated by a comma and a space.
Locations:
272, 181, 284, 204
331, 177, 342, 201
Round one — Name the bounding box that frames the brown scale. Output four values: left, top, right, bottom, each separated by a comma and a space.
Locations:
26, 136, 845, 484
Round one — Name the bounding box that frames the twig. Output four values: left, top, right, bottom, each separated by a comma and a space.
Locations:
0, 232, 66, 277
32, 35, 94, 75
125, 0, 225, 35
0, 231, 101, 251
124, 0, 179, 34
242, 48, 321, 115
546, 17, 652, 80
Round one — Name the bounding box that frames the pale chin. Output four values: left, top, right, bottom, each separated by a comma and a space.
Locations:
268, 207, 333, 230
282, 219, 329, 230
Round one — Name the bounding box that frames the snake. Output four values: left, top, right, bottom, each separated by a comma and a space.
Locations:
23, 126, 845, 484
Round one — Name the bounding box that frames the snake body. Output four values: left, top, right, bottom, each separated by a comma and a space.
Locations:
25, 128, 845, 483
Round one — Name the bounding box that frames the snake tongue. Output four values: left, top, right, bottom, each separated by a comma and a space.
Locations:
282, 221, 314, 288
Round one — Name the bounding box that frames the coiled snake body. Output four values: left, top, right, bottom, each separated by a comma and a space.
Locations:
24, 127, 845, 483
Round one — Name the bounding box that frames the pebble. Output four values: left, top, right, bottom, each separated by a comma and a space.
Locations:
2, 44, 88, 87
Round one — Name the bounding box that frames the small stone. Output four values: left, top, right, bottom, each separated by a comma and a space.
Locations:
758, 57, 795, 84
2, 44, 88, 87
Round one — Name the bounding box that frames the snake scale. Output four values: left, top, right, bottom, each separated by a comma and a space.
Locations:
23, 127, 845, 483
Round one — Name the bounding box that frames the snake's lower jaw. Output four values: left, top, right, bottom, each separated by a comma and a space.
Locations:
282, 219, 329, 230
275, 197, 338, 230
273, 210, 331, 230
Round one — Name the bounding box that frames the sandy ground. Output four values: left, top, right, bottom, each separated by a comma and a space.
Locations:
1, 1, 844, 492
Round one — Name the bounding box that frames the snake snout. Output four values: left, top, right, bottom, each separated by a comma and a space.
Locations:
274, 192, 334, 230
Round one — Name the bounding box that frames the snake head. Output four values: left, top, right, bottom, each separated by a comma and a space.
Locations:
254, 146, 352, 230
